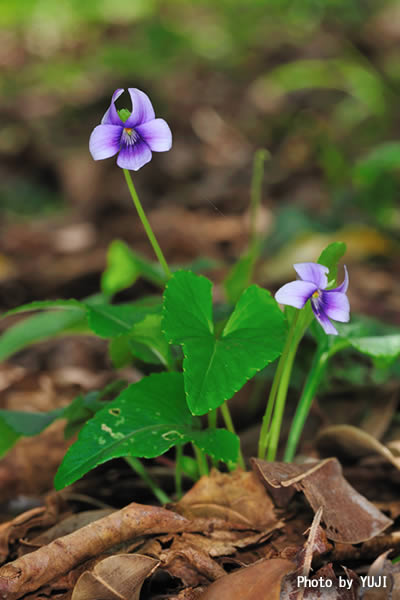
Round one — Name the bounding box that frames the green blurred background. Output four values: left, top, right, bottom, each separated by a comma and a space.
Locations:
0, 0, 399, 321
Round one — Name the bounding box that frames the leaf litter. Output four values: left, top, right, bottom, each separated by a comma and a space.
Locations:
0, 455, 398, 599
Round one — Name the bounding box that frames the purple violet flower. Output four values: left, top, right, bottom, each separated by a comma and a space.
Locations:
89, 88, 172, 171
275, 262, 350, 335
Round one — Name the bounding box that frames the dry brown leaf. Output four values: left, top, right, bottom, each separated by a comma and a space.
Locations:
358, 550, 400, 600
198, 558, 294, 600
316, 425, 400, 469
18, 509, 114, 556
160, 537, 226, 587
0, 502, 192, 600
252, 458, 392, 543
71, 554, 159, 600
0, 493, 66, 563
175, 469, 277, 530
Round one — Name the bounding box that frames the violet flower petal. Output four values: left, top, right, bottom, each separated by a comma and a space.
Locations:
135, 119, 172, 152
125, 88, 156, 127
311, 305, 338, 335
321, 291, 350, 322
117, 138, 152, 171
332, 265, 349, 294
101, 88, 124, 125
89, 124, 122, 160
294, 263, 329, 288
275, 280, 318, 309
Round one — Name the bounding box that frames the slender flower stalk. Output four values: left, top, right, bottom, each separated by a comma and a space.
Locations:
283, 346, 330, 462
284, 337, 350, 462
258, 310, 310, 461
123, 169, 171, 279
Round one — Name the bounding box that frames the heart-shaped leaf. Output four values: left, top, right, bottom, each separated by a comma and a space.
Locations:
162, 271, 286, 415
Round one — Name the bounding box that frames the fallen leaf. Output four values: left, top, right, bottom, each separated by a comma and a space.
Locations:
160, 537, 226, 587
198, 558, 294, 600
252, 458, 392, 543
316, 425, 400, 469
0, 492, 66, 563
175, 469, 278, 530
0, 502, 192, 600
72, 553, 159, 600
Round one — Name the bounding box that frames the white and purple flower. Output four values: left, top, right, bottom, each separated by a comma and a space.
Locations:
89, 88, 172, 171
275, 262, 350, 335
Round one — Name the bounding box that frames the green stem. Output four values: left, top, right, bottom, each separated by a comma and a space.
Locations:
266, 332, 302, 462
193, 444, 209, 477
258, 351, 285, 458
220, 402, 246, 469
283, 347, 330, 462
123, 169, 171, 279
175, 444, 183, 500
283, 338, 350, 462
258, 313, 299, 459
124, 456, 170, 505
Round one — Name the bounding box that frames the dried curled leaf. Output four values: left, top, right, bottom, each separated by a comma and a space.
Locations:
72, 554, 159, 600
0, 493, 66, 563
252, 458, 392, 543
175, 469, 277, 530
359, 551, 400, 600
316, 425, 400, 469
0, 502, 191, 600
198, 558, 294, 600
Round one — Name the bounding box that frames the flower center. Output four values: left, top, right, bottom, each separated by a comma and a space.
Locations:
312, 290, 320, 298
122, 127, 138, 146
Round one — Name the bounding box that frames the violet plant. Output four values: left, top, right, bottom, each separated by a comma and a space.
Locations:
1, 89, 400, 503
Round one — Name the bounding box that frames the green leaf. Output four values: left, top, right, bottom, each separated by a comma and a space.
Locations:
109, 317, 171, 367
101, 241, 166, 296
163, 271, 286, 415
2, 299, 85, 318
335, 316, 400, 366
86, 300, 161, 338
102, 240, 142, 296
190, 428, 239, 465
0, 295, 107, 360
350, 336, 400, 364
317, 241, 347, 286
129, 314, 171, 366
0, 419, 20, 458
0, 407, 65, 458
109, 335, 134, 368
54, 373, 199, 489
101, 240, 220, 298
0, 409, 63, 436
63, 381, 126, 439
0, 309, 88, 361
